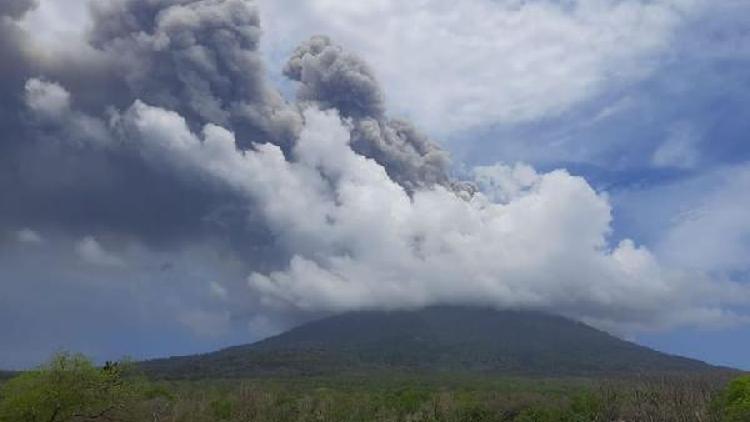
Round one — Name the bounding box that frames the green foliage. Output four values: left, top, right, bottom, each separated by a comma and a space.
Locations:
715, 375, 750, 422
0, 352, 738, 422
209, 397, 234, 420
514, 407, 568, 422
126, 373, 729, 422
512, 394, 601, 422
0, 352, 154, 422
381, 386, 431, 415
567, 392, 602, 421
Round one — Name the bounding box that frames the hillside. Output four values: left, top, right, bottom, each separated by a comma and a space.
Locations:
142, 306, 718, 379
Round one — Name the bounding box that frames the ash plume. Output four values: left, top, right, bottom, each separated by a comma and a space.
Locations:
285, 35, 451, 190
0, 0, 747, 339
89, 0, 300, 148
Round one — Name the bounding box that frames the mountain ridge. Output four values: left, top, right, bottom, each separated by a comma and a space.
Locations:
141, 306, 722, 379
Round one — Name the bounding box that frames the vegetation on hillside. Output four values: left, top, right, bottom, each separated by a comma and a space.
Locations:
142, 307, 716, 379
1, 352, 749, 421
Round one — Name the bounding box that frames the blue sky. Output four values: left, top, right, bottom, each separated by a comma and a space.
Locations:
446, 2, 750, 367
1, 0, 749, 370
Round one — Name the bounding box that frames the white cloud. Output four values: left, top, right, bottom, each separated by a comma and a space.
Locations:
655, 165, 750, 275
76, 236, 125, 267
19, 0, 90, 52
472, 163, 540, 203
25, 78, 71, 118
177, 308, 230, 338
259, 0, 703, 135
16, 228, 43, 245
118, 100, 748, 331
652, 122, 701, 169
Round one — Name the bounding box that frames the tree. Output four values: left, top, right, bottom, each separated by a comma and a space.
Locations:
0, 352, 149, 422
717, 375, 750, 422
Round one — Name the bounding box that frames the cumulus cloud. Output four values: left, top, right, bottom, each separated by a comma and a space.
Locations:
76, 236, 125, 267
104, 98, 747, 330
259, 0, 704, 134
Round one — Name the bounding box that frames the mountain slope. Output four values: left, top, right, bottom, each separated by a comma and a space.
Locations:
142, 306, 717, 379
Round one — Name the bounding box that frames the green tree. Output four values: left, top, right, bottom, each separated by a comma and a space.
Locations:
0, 352, 149, 422
717, 375, 750, 422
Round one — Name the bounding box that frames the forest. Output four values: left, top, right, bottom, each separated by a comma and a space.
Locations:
1, 353, 749, 422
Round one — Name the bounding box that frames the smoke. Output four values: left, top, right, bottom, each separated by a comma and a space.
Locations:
284, 35, 385, 119
88, 0, 300, 148
0, 0, 37, 19
284, 35, 451, 191
1, 0, 748, 339
83, 1, 450, 191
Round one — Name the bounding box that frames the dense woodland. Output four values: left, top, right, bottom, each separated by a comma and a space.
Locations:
1, 353, 749, 422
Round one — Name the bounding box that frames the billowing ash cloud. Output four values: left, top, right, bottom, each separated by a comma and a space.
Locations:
284, 35, 451, 191
0, 0, 748, 347
88, 0, 300, 148
284, 35, 385, 119
1, 0, 284, 258
84, 1, 449, 190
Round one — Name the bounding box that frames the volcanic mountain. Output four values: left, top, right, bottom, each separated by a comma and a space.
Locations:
142, 306, 718, 379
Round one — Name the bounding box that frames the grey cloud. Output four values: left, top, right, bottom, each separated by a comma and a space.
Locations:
0, 0, 37, 19
351, 118, 450, 190
0, 1, 285, 262
89, 0, 301, 148
284, 35, 385, 119
76, 235, 125, 267
285, 35, 451, 190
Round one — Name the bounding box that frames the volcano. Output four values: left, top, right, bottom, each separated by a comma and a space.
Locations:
142, 306, 718, 379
